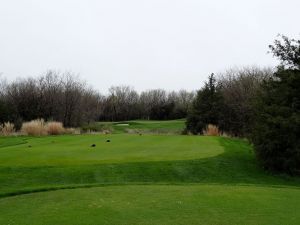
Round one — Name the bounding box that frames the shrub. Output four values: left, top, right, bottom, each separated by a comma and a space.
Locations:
0, 122, 15, 136
203, 124, 220, 136
46, 122, 65, 135
21, 119, 80, 136
21, 119, 47, 136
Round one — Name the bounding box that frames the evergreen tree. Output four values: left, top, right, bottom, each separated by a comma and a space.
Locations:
186, 74, 224, 134
252, 35, 300, 174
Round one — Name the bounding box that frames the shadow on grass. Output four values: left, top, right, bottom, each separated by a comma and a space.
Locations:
1, 137, 299, 198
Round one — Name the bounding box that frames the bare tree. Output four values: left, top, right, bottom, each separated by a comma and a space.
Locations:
217, 66, 274, 136
107, 86, 139, 121
61, 72, 86, 127
1, 71, 197, 126
37, 71, 63, 121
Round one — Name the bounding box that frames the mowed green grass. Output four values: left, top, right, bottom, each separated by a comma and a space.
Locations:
0, 134, 223, 167
0, 120, 300, 224
1, 185, 300, 225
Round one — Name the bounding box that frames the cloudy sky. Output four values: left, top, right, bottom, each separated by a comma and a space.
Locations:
0, 0, 299, 92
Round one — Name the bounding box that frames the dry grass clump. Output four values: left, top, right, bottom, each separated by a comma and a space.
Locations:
21, 119, 75, 136
46, 122, 65, 135
64, 128, 81, 135
101, 129, 112, 134
3, 119, 79, 136
0, 122, 15, 136
203, 124, 220, 136
21, 119, 48, 136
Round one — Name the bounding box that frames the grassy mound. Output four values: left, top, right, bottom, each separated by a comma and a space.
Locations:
0, 131, 299, 224
1, 135, 299, 197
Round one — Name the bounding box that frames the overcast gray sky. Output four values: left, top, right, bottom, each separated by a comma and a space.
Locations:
0, 0, 299, 92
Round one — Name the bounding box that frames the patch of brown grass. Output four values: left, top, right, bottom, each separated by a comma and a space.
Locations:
203, 124, 220, 136
64, 128, 81, 135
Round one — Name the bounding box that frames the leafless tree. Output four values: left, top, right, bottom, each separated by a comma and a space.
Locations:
217, 66, 274, 136
1, 71, 196, 126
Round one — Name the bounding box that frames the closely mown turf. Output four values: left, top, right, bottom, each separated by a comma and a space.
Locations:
0, 126, 299, 224
0, 135, 223, 167
1, 185, 299, 225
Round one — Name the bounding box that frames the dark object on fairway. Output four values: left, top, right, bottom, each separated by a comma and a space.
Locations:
91, 144, 96, 147
139, 133, 142, 136
28, 145, 32, 148
106, 139, 110, 143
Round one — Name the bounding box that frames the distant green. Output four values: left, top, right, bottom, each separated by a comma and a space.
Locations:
83, 119, 186, 134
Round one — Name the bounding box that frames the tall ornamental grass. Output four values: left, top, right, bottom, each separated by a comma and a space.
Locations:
46, 122, 65, 135
0, 122, 15, 136
21, 119, 47, 136
20, 119, 78, 136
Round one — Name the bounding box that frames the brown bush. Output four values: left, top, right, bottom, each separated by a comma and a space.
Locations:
21, 119, 47, 136
0, 122, 15, 136
203, 124, 220, 136
20, 119, 83, 136
46, 122, 65, 135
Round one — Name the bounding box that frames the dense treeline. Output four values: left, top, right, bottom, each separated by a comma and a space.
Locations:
0, 65, 273, 135
0, 72, 195, 127
186, 67, 273, 136
0, 72, 101, 128
186, 35, 300, 175
100, 86, 194, 121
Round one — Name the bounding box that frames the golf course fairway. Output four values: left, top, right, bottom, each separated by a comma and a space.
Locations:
0, 133, 299, 224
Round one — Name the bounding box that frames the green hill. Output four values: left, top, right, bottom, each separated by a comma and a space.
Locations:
0, 128, 299, 224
